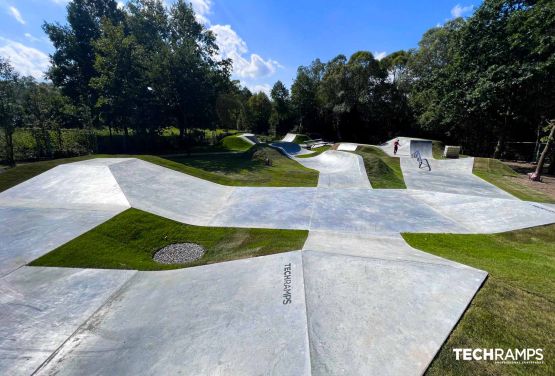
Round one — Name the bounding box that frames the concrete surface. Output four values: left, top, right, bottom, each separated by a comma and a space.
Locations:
409, 140, 433, 159
36, 252, 310, 376
380, 137, 431, 157
271, 141, 313, 156
295, 151, 371, 189
239, 133, 260, 144
282, 133, 297, 142
336, 143, 358, 151
2, 155, 555, 375
401, 157, 514, 198
302, 250, 486, 376
0, 267, 135, 375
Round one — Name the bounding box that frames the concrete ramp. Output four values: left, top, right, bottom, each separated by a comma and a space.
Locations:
302, 250, 486, 376
282, 133, 297, 142
380, 137, 431, 158
36, 252, 311, 376
271, 141, 313, 156
401, 157, 514, 198
409, 140, 433, 159
239, 133, 260, 144
336, 143, 358, 151
295, 150, 371, 189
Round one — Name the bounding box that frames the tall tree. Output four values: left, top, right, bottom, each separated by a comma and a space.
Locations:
246, 92, 272, 134
0, 58, 21, 166
269, 80, 292, 136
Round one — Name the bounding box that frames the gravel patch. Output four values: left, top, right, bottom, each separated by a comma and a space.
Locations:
153, 243, 205, 264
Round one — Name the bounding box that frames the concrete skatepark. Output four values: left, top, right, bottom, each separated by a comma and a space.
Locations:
2, 137, 555, 375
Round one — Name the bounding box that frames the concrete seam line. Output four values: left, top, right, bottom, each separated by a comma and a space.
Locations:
31, 270, 140, 375
300, 252, 313, 374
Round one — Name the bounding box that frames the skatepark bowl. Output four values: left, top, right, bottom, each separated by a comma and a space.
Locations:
1, 138, 555, 375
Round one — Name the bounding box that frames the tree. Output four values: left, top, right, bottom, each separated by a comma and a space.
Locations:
532, 120, 555, 180
0, 58, 21, 167
269, 81, 292, 136
246, 92, 272, 134
43, 0, 124, 110
291, 59, 324, 134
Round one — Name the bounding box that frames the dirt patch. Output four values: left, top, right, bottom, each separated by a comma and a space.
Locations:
509, 175, 555, 200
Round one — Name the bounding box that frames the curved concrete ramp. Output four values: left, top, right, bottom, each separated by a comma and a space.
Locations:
271, 141, 312, 156
401, 157, 514, 198
35, 252, 311, 376
239, 133, 260, 144
282, 133, 297, 142
380, 137, 431, 158
295, 150, 371, 189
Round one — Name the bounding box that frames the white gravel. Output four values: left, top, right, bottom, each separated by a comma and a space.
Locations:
153, 243, 205, 264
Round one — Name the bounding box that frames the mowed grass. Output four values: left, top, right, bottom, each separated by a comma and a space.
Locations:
220, 135, 253, 151
353, 145, 406, 188
0, 145, 319, 191
296, 145, 331, 158
162, 145, 318, 187
30, 208, 308, 271
473, 157, 555, 203
403, 224, 555, 376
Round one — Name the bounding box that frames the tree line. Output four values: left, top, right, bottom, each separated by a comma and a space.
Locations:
1, 0, 554, 167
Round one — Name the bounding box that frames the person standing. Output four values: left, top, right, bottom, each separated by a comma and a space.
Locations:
393, 139, 400, 155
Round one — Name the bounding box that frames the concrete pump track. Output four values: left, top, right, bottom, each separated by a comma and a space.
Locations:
2, 138, 555, 375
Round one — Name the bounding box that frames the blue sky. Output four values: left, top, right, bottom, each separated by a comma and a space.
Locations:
0, 0, 478, 93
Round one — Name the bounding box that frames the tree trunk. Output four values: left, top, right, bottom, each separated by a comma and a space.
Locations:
533, 120, 555, 180
547, 148, 555, 175
493, 132, 505, 159
4, 127, 15, 167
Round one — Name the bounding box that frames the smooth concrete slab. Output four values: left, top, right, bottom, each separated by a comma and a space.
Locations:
282, 133, 297, 142
336, 143, 358, 151
0, 206, 125, 277
109, 158, 235, 225
0, 267, 136, 375
401, 157, 513, 199
302, 250, 487, 376
211, 187, 315, 229
37, 252, 310, 376
310, 189, 467, 234
271, 141, 313, 156
380, 137, 431, 157
0, 164, 130, 210
303, 231, 464, 267
409, 140, 433, 158
411, 191, 555, 233
295, 151, 371, 189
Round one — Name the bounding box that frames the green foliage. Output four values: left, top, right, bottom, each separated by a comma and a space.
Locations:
30, 208, 308, 270
246, 92, 272, 134
354, 146, 406, 188
220, 135, 252, 152
403, 225, 555, 375
296, 145, 330, 158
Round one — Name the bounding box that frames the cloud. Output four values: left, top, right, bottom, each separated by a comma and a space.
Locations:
190, 0, 211, 23
0, 38, 50, 79
209, 24, 280, 79
247, 83, 272, 96
373, 51, 387, 61
8, 6, 25, 24
451, 4, 474, 18
24, 33, 41, 42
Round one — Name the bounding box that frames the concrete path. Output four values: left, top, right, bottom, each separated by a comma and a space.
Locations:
1, 157, 555, 375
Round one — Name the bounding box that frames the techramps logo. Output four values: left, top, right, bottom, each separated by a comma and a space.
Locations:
453, 348, 544, 365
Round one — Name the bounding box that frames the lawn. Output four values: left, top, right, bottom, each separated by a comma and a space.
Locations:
160, 145, 318, 187
403, 224, 555, 376
473, 158, 555, 203
353, 145, 406, 188
30, 208, 308, 271
191, 134, 253, 153
296, 145, 331, 158
0, 145, 319, 192
292, 134, 310, 144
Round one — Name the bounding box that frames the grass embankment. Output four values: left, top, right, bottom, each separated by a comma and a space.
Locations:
403, 224, 555, 376
190, 134, 253, 153
353, 146, 406, 189
296, 145, 331, 158
432, 140, 445, 159
0, 145, 319, 192
30, 208, 308, 271
473, 158, 555, 203
162, 145, 318, 187
292, 134, 310, 144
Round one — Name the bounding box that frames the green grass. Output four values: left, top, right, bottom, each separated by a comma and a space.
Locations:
220, 135, 253, 151
353, 146, 406, 189
473, 157, 555, 203
293, 134, 310, 144
0, 145, 318, 192
403, 225, 555, 376
296, 145, 331, 158
432, 140, 445, 159
30, 208, 308, 271
159, 145, 318, 187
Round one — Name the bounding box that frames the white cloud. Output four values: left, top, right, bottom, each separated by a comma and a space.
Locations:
209, 24, 280, 79
8, 6, 25, 24
451, 4, 474, 18
24, 33, 40, 42
247, 83, 272, 96
374, 51, 387, 61
0, 38, 50, 79
117, 1, 125, 9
